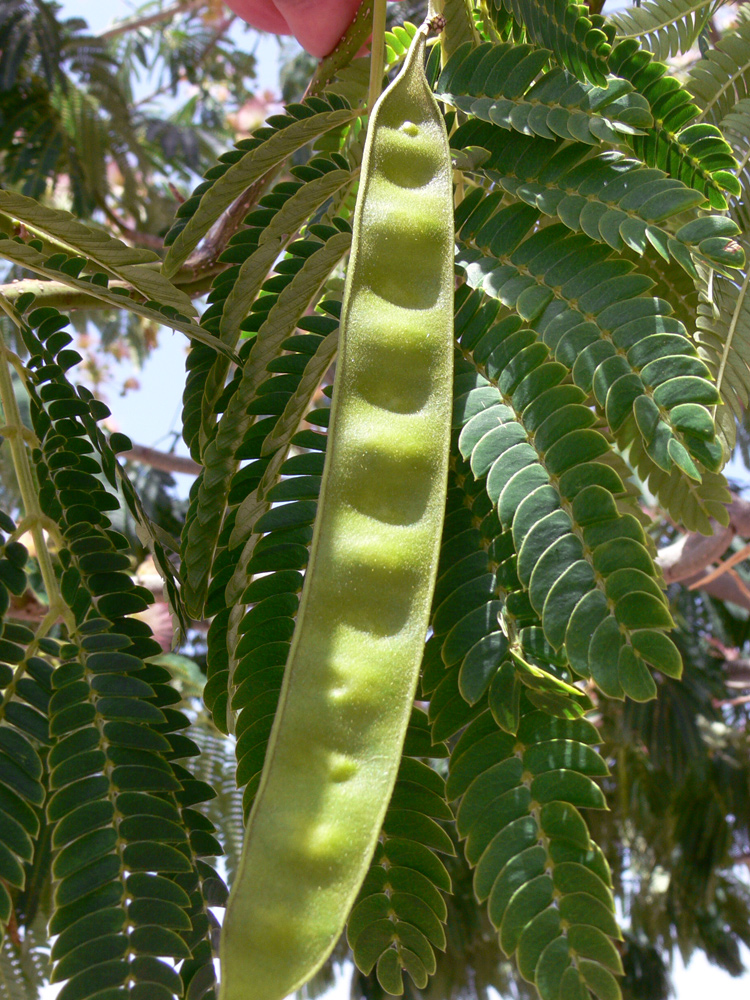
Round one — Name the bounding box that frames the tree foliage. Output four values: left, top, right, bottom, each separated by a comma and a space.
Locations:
1, 1, 750, 999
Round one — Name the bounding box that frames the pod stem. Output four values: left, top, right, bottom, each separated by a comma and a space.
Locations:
367, 0, 387, 118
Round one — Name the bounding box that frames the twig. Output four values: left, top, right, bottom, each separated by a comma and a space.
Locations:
680, 567, 750, 614
713, 694, 750, 707
306, 1, 376, 98
100, 204, 165, 251
98, 0, 203, 41
176, 173, 276, 283
122, 442, 201, 475
657, 523, 734, 584
197, 13, 235, 61
688, 539, 750, 589
657, 496, 750, 584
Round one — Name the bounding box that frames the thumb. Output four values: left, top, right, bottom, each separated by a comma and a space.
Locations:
273, 0, 364, 58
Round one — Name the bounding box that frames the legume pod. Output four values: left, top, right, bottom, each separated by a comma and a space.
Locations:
220, 20, 454, 1000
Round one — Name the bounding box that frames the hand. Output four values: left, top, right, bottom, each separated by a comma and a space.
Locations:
224, 0, 397, 59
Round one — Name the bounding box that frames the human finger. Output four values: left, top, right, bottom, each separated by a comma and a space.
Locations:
273, 0, 363, 57
223, 0, 291, 36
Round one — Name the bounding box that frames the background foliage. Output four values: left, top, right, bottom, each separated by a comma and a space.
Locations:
2, 1, 750, 998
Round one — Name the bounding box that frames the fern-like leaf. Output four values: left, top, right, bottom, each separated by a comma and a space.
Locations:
454, 186, 730, 496
695, 251, 750, 422
227, 392, 332, 810
347, 709, 453, 995
608, 40, 741, 210
720, 97, 750, 230
0, 189, 196, 317
180, 226, 350, 619
451, 118, 744, 276
0, 513, 51, 947
496, 0, 742, 214
421, 417, 622, 996
8, 301, 228, 1000
447, 697, 621, 1000
0, 233, 236, 361
437, 41, 652, 144
227, 328, 338, 563
180, 153, 352, 463
688, 14, 750, 126
202, 304, 338, 738
442, 0, 478, 58
162, 95, 355, 277
497, 0, 615, 86
608, 0, 724, 61
449, 318, 679, 703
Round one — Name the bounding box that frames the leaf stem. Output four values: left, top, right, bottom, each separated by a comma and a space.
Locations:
0, 295, 73, 631
715, 263, 750, 399
367, 0, 388, 116
0, 608, 63, 720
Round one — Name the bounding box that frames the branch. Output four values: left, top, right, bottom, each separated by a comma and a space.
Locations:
656, 496, 750, 613
680, 567, 750, 614
657, 524, 735, 584
725, 658, 750, 687
100, 204, 166, 251
175, 172, 277, 284
122, 442, 201, 475
689, 540, 750, 589
656, 497, 750, 583
98, 0, 203, 40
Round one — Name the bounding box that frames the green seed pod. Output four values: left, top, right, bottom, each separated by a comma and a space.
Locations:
220, 21, 454, 1000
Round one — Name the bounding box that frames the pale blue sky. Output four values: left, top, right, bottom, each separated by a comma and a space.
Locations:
58, 0, 291, 496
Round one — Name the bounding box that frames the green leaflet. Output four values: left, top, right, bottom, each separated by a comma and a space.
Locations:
162, 95, 355, 276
